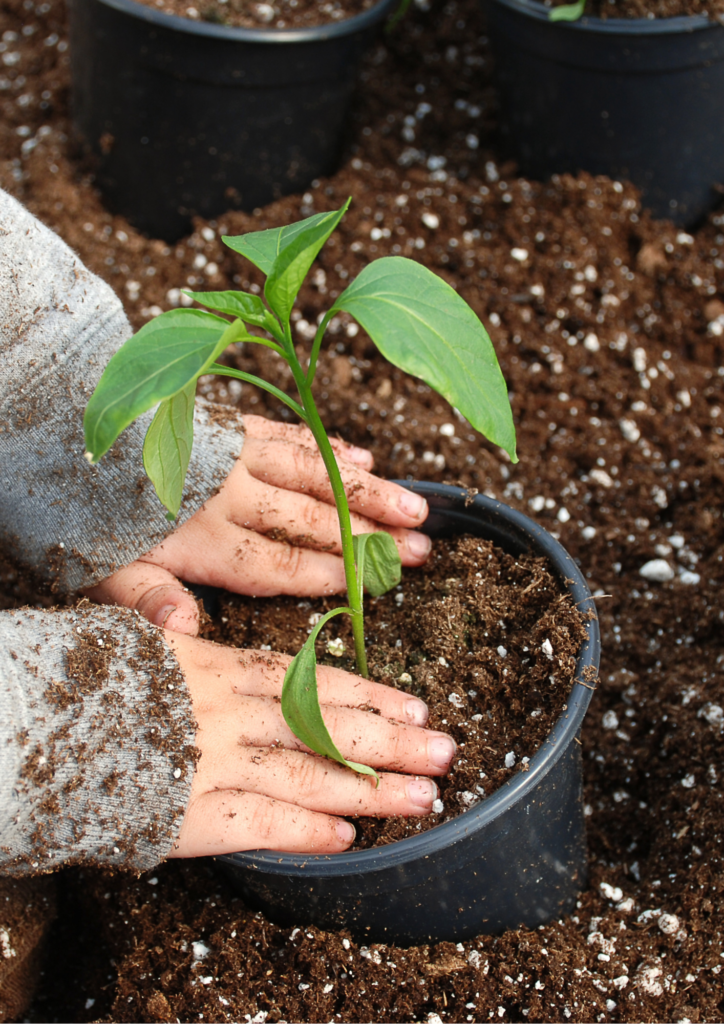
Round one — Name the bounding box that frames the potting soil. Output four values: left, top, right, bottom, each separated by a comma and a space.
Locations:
1, 0, 723, 1019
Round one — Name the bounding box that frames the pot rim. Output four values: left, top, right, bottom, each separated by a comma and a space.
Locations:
82, 0, 399, 42
221, 484, 600, 878
488, 0, 716, 36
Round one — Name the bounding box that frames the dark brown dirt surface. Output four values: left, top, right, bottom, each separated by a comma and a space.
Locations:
2, 0, 724, 1019
549, 0, 724, 19
135, 0, 380, 32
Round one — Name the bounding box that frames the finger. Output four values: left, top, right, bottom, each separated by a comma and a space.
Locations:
242, 437, 429, 528
84, 560, 200, 634
226, 474, 431, 566
165, 636, 430, 726
196, 745, 438, 818
212, 695, 456, 777
149, 517, 347, 596
171, 789, 357, 857
245, 652, 431, 725
241, 414, 374, 469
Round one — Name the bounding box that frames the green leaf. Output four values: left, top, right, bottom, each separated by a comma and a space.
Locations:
264, 200, 350, 325
333, 257, 517, 462
185, 289, 281, 337
84, 310, 242, 462
142, 378, 196, 520
352, 533, 402, 598
282, 607, 379, 782
223, 206, 349, 276
549, 0, 585, 21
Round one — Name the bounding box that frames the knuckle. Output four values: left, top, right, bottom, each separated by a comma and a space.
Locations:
286, 422, 310, 443
301, 500, 330, 535
291, 443, 317, 478
291, 756, 325, 798
272, 543, 304, 580
343, 472, 371, 508
247, 797, 280, 844
386, 725, 407, 770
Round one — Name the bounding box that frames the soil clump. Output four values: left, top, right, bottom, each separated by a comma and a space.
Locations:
1, 0, 723, 1019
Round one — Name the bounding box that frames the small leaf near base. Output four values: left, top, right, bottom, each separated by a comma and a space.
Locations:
282, 606, 379, 784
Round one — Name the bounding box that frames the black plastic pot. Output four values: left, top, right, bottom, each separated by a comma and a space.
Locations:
485, 0, 724, 226
68, 0, 396, 240
219, 482, 600, 945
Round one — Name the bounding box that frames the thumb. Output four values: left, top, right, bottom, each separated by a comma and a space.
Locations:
84, 560, 201, 635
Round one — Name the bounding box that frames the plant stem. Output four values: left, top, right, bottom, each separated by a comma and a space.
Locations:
284, 327, 369, 678
307, 309, 336, 386
209, 363, 308, 421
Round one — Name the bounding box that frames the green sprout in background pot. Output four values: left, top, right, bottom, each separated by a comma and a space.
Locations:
84, 199, 517, 781
548, 0, 585, 21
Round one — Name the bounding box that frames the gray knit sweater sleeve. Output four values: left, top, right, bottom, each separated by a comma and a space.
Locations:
0, 188, 244, 592
0, 603, 196, 874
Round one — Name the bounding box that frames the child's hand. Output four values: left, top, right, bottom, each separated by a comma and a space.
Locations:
86, 416, 431, 633
165, 634, 456, 856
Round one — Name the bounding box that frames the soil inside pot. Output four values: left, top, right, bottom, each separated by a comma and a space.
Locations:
547, 0, 724, 20
134, 0, 381, 31
203, 532, 589, 848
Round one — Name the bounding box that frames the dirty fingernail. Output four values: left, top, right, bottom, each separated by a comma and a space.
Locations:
428, 734, 457, 771
405, 697, 429, 726
408, 778, 437, 810
398, 490, 427, 520
408, 532, 432, 558
336, 820, 356, 844
157, 604, 178, 627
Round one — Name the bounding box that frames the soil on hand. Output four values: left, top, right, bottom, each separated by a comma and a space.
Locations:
132, 0, 380, 31
2, 0, 723, 1019
548, 0, 724, 19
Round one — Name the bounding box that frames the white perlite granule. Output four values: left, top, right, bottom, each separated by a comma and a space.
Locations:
639, 559, 675, 582
0, 927, 16, 959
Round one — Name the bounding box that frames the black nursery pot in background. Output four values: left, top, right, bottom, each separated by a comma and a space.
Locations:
68, 0, 396, 241
219, 483, 601, 946
485, 0, 724, 227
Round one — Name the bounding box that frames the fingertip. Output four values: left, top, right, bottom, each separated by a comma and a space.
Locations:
342, 444, 374, 469
397, 490, 428, 522
428, 734, 457, 773
406, 532, 432, 563
335, 819, 356, 848
405, 697, 429, 727
407, 778, 438, 812
156, 598, 200, 635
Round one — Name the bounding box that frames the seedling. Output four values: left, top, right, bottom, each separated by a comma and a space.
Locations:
548, 0, 585, 21
84, 199, 516, 779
